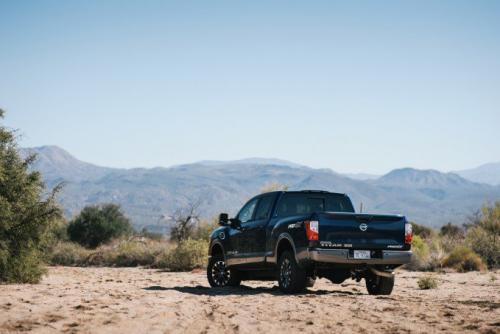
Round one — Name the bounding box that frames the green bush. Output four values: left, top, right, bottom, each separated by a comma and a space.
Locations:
417, 274, 438, 289
67, 204, 133, 248
155, 239, 208, 271
0, 110, 62, 283
443, 246, 486, 272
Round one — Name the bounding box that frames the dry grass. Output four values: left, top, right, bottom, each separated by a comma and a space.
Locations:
49, 238, 208, 271
154, 239, 208, 271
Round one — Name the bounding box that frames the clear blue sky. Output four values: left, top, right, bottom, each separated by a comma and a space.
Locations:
1, 1, 499, 174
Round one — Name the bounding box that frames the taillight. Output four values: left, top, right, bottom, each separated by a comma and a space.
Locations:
405, 223, 413, 244
305, 220, 319, 241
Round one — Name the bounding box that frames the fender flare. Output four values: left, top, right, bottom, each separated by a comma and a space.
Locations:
209, 240, 226, 261
269, 232, 298, 264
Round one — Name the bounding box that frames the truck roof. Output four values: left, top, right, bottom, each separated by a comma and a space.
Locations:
263, 190, 348, 196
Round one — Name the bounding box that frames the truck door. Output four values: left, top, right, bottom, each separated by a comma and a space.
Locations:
227, 197, 258, 266
246, 193, 277, 261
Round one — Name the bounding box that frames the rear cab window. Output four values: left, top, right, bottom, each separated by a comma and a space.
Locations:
275, 192, 354, 217
254, 193, 276, 220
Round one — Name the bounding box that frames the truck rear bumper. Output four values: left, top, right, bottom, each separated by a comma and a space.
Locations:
308, 248, 412, 265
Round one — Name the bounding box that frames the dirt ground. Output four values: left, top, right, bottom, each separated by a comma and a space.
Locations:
0, 267, 498, 334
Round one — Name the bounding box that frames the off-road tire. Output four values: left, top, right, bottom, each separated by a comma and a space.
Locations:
365, 273, 394, 295
278, 251, 307, 293
207, 255, 241, 288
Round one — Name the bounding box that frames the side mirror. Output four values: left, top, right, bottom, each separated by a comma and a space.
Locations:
219, 213, 229, 226
229, 218, 241, 229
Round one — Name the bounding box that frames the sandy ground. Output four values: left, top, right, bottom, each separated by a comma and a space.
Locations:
0, 267, 499, 334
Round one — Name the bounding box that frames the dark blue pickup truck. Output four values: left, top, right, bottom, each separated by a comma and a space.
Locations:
207, 190, 412, 294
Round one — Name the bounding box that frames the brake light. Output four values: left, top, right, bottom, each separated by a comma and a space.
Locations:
405, 223, 413, 244
305, 220, 319, 241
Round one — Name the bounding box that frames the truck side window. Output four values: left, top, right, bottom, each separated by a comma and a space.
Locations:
238, 198, 258, 223
254, 194, 275, 220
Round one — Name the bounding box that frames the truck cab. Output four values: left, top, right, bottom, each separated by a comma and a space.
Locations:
207, 190, 412, 294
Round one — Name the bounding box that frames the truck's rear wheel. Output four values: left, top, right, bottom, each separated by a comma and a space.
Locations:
365, 273, 394, 295
278, 251, 307, 293
207, 255, 241, 288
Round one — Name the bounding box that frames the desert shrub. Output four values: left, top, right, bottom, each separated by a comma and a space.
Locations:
411, 222, 434, 239
67, 204, 133, 248
406, 235, 430, 270
465, 202, 500, 269
41, 218, 70, 260
0, 110, 62, 283
49, 238, 171, 267
440, 223, 464, 238
192, 218, 219, 241
439, 234, 463, 253
139, 228, 164, 241
155, 239, 208, 271
84, 238, 170, 267
442, 246, 486, 272
438, 222, 466, 254
102, 239, 165, 267
425, 236, 446, 271
49, 242, 90, 266
417, 274, 438, 289
466, 226, 499, 269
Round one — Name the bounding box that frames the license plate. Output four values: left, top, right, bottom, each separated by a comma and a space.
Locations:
353, 250, 371, 259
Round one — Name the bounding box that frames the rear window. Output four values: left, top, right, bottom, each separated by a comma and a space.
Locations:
276, 193, 354, 217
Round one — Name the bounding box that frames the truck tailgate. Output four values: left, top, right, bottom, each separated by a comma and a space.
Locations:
316, 212, 406, 250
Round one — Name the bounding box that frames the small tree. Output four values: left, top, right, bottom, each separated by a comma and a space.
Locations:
0, 109, 62, 283
169, 201, 200, 242
67, 204, 132, 248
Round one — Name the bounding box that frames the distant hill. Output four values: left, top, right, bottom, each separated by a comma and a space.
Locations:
342, 173, 380, 180
20, 146, 113, 183
456, 162, 500, 186
20, 146, 500, 231
376, 168, 472, 189
194, 158, 307, 169
371, 168, 499, 226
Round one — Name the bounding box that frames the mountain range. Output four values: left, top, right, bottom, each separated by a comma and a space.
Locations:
20, 146, 500, 232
